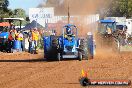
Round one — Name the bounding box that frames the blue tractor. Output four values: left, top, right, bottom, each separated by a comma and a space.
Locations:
98, 19, 116, 37
44, 24, 95, 61
0, 31, 10, 52
58, 24, 82, 61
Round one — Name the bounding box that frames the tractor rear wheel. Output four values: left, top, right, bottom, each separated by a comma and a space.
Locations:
79, 52, 82, 61
57, 53, 61, 61
51, 35, 58, 48
79, 39, 88, 60
50, 35, 59, 60
84, 49, 88, 60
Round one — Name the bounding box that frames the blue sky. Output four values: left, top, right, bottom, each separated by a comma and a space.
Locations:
8, 0, 44, 15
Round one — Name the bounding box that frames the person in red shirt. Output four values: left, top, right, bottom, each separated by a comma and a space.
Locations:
8, 30, 14, 52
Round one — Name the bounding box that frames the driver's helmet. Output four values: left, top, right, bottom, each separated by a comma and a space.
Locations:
66, 27, 72, 35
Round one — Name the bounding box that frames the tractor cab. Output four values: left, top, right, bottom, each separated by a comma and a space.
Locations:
64, 24, 76, 37
97, 19, 116, 48
98, 19, 116, 37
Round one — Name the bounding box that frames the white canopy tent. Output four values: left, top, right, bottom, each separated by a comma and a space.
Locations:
3, 18, 24, 30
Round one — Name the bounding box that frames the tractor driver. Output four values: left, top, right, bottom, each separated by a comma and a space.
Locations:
66, 26, 72, 35
65, 26, 75, 41
65, 26, 75, 36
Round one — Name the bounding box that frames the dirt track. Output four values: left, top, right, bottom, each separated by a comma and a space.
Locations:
0, 49, 131, 88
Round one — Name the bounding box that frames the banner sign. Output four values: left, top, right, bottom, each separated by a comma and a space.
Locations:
29, 8, 54, 19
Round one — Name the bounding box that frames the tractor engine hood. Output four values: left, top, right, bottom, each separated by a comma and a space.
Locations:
0, 32, 9, 39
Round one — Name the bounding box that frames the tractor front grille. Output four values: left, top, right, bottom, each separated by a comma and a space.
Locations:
64, 52, 74, 55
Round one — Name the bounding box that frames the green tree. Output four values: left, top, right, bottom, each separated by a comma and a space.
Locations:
105, 0, 132, 18
0, 0, 9, 8
127, 0, 132, 17
11, 8, 27, 26
0, 0, 12, 17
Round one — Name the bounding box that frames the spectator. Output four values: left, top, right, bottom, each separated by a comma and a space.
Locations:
28, 29, 33, 53
11, 29, 17, 40
31, 28, 39, 54
8, 30, 14, 52
16, 30, 24, 51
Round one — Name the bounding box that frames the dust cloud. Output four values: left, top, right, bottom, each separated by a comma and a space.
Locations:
38, 0, 118, 53
38, 0, 112, 36
38, 0, 111, 15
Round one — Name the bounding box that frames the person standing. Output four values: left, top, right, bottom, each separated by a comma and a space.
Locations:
8, 30, 14, 52
28, 29, 33, 53
31, 28, 39, 54
16, 30, 24, 51
12, 29, 17, 40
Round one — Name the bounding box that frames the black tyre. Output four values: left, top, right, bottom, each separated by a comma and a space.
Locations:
79, 39, 88, 60
51, 35, 58, 48
78, 52, 82, 61
50, 35, 60, 60
79, 77, 91, 86
57, 53, 61, 61
84, 49, 88, 60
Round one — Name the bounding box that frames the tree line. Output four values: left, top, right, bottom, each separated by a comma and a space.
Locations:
0, 0, 132, 25
41, 0, 132, 18
101, 0, 132, 18
0, 0, 27, 26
